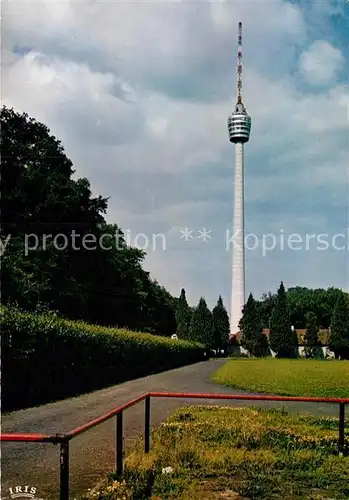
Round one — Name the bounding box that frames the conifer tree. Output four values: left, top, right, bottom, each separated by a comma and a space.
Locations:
189, 297, 214, 348
175, 288, 192, 340
240, 293, 270, 357
269, 282, 298, 358
212, 296, 230, 350
304, 311, 322, 359
329, 293, 349, 359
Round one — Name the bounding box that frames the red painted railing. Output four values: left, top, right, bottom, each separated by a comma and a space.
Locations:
149, 392, 349, 404
2, 392, 348, 500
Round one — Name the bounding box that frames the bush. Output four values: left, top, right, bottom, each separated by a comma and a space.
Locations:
1, 306, 205, 411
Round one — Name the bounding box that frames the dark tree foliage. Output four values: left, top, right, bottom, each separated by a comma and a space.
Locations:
287, 286, 345, 329
269, 282, 298, 358
189, 297, 214, 349
0, 106, 177, 334
175, 288, 192, 340
258, 291, 277, 329
1, 106, 106, 314
240, 293, 270, 357
139, 279, 177, 336
212, 296, 230, 350
329, 293, 349, 359
257, 286, 347, 329
303, 311, 323, 359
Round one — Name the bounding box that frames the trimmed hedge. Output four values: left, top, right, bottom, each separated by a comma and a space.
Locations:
1, 306, 206, 412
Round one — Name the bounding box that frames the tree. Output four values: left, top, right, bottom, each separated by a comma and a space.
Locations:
0, 105, 180, 334
286, 286, 344, 329
1, 106, 107, 315
269, 282, 298, 358
212, 296, 230, 350
329, 293, 349, 359
303, 311, 323, 359
240, 293, 270, 357
138, 278, 176, 336
258, 291, 277, 328
175, 289, 192, 340
189, 297, 214, 349
256, 286, 348, 329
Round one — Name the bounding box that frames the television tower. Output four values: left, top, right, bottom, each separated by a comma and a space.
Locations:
228, 21, 251, 336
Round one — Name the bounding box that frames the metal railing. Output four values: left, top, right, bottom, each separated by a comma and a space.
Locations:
1, 392, 348, 500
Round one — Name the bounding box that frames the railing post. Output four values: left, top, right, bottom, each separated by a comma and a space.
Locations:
116, 411, 124, 477
60, 440, 69, 500
145, 395, 150, 453
339, 402, 345, 455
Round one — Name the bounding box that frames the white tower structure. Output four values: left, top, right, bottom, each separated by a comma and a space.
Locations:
228, 22, 251, 336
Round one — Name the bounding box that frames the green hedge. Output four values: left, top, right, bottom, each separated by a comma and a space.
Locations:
1, 306, 206, 411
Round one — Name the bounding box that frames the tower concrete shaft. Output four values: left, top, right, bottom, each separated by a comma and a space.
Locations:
227, 21, 251, 336
231, 142, 245, 335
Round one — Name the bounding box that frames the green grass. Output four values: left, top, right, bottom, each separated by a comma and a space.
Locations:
212, 358, 349, 398
83, 405, 349, 499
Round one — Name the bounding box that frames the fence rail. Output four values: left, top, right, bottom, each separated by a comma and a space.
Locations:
1, 392, 348, 500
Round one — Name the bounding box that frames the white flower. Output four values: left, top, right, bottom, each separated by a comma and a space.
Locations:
162, 466, 174, 474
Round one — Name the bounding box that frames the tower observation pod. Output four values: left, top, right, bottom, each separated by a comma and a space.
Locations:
228, 102, 251, 144
228, 21, 251, 337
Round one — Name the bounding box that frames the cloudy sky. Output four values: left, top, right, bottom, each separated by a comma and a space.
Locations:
2, 0, 349, 312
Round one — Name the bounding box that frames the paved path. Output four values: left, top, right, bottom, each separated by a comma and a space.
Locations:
1, 359, 344, 499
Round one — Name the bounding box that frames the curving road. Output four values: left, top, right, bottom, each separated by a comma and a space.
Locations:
1, 359, 343, 499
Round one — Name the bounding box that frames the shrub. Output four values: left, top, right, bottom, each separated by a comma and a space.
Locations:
1, 306, 205, 411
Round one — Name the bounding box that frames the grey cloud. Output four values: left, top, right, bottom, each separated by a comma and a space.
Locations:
3, 0, 349, 309
3, 0, 307, 103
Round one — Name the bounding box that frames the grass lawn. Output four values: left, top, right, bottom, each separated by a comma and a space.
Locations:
83, 405, 349, 499
212, 358, 349, 398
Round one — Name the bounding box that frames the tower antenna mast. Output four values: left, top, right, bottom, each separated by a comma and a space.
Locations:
237, 21, 243, 105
